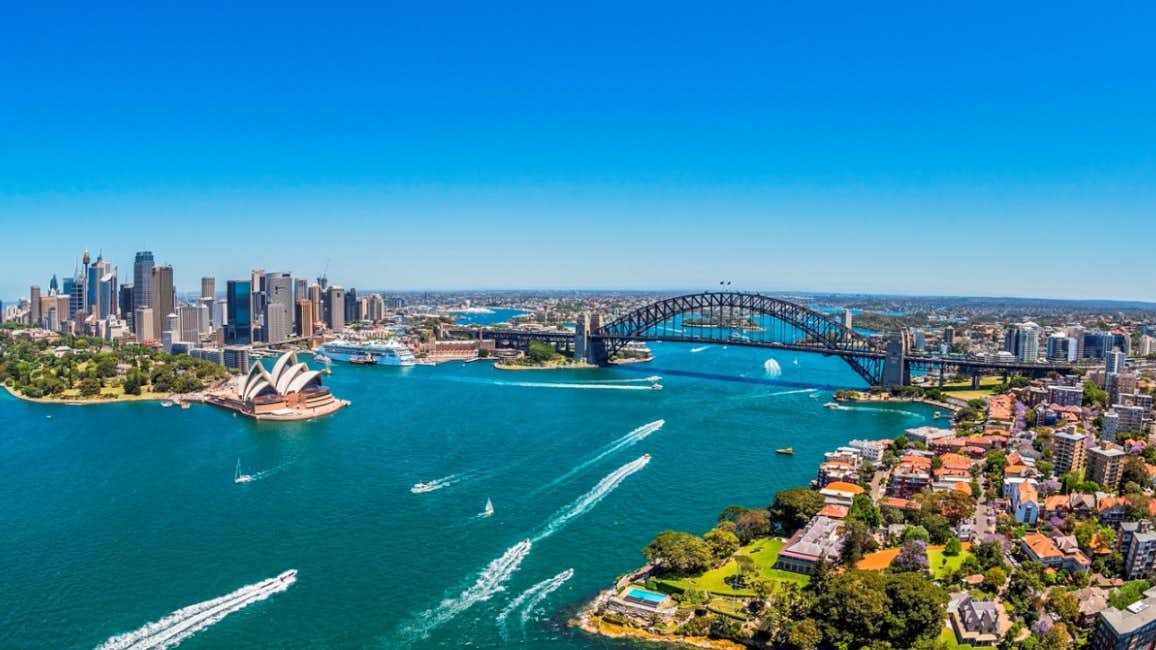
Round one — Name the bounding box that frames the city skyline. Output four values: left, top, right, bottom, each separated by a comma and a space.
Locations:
4, 4, 1156, 300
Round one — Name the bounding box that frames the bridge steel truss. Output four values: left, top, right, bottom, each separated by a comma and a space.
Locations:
592, 292, 888, 385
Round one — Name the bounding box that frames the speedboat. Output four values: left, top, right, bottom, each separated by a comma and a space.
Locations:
278, 569, 297, 582
161, 401, 174, 408
313, 353, 332, 364
234, 458, 254, 484
650, 384, 664, 391
776, 448, 794, 455
933, 411, 942, 419
411, 482, 436, 494
823, 401, 841, 409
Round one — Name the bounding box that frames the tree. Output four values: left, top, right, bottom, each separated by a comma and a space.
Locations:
884, 571, 949, 647
1121, 457, 1150, 494
703, 528, 740, 561
841, 520, 875, 567
892, 540, 929, 573
982, 567, 1007, 592
810, 571, 889, 647
917, 490, 977, 525
784, 618, 822, 650
1084, 382, 1109, 408
848, 493, 882, 529
643, 531, 713, 575
904, 525, 931, 542
944, 536, 963, 557
1109, 580, 1152, 609
733, 508, 771, 544
769, 488, 825, 534
77, 377, 101, 397
1049, 590, 1079, 625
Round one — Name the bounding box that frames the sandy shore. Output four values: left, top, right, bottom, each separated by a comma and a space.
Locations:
1, 384, 172, 406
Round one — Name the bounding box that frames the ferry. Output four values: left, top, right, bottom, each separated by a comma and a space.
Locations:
317, 339, 416, 366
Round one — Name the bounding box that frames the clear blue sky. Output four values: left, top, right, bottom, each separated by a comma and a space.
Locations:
3, 2, 1155, 302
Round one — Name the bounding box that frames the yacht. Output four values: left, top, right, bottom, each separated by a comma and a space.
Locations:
481, 498, 494, 517
234, 458, 254, 484
317, 339, 416, 366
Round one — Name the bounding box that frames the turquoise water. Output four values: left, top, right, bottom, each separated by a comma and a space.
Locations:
0, 343, 932, 648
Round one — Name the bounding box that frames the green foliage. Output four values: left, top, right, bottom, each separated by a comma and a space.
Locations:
643, 531, 713, 576
524, 340, 561, 364
847, 493, 881, 529
703, 528, 740, 561
944, 536, 963, 557
807, 570, 947, 649
769, 488, 825, 534
77, 377, 101, 397
1109, 580, 1152, 609
904, 526, 930, 542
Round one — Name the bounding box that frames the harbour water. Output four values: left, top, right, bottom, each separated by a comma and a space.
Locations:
0, 343, 934, 648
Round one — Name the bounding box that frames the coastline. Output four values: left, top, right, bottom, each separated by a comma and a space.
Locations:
573, 613, 747, 650
834, 392, 960, 413
1, 383, 173, 406
493, 361, 597, 371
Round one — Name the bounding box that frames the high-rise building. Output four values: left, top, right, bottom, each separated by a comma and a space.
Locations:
29, 285, 42, 326
1003, 324, 1021, 357
225, 280, 252, 345
86, 255, 116, 319
1087, 446, 1126, 491
151, 265, 175, 341
1053, 431, 1087, 476
178, 305, 201, 343
1090, 586, 1156, 650
943, 326, 955, 348
132, 251, 155, 331
1107, 350, 1127, 374
308, 284, 322, 327
842, 309, 852, 330
63, 276, 80, 319
324, 286, 345, 331
1083, 331, 1113, 360
295, 299, 314, 338
365, 293, 385, 322
201, 277, 215, 300
1046, 334, 1076, 362
1016, 323, 1040, 363
1113, 333, 1132, 356
294, 278, 307, 304
1125, 528, 1156, 581
264, 272, 294, 344
344, 288, 360, 324
134, 307, 155, 344
249, 269, 266, 343
119, 284, 134, 325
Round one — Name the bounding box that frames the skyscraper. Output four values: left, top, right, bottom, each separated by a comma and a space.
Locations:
324, 286, 345, 331
133, 251, 155, 333
344, 288, 359, 324
308, 284, 322, 327
201, 277, 216, 300
119, 284, 134, 323
295, 299, 314, 338
225, 280, 252, 345
1107, 350, 1127, 375
134, 307, 154, 344
1016, 323, 1040, 363
29, 285, 42, 326
151, 265, 175, 341
264, 272, 294, 344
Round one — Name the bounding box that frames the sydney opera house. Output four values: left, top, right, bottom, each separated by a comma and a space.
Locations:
207, 351, 348, 420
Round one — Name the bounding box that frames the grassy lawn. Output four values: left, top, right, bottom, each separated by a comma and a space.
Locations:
655, 538, 809, 596
857, 543, 972, 578
937, 625, 974, 649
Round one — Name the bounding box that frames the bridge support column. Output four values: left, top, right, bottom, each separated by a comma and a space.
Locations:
971, 373, 982, 389
881, 332, 908, 387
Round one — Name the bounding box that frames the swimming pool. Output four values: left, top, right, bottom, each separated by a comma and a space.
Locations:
624, 588, 667, 605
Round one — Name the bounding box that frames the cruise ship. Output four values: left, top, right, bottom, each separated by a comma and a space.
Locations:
316, 339, 416, 366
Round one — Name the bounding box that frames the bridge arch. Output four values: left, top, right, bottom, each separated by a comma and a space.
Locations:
590, 292, 887, 385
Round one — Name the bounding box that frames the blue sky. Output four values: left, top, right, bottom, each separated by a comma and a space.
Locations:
2, 3, 1155, 301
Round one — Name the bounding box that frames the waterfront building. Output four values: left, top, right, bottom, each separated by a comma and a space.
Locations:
134, 307, 154, 344
29, 285, 41, 326
190, 347, 225, 366
775, 516, 845, 574
905, 426, 955, 446
890, 454, 932, 498
264, 272, 294, 344
1088, 446, 1127, 491
324, 286, 345, 331
223, 346, 252, 374
218, 351, 346, 420
295, 300, 314, 338
849, 439, 887, 463
132, 251, 154, 332
225, 280, 252, 345
1053, 431, 1088, 476
201, 276, 215, 300
1090, 586, 1156, 650
151, 265, 175, 341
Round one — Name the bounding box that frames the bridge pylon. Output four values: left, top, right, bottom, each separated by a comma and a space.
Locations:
881, 331, 909, 387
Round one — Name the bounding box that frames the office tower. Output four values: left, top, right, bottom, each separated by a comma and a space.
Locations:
264, 272, 294, 344
87, 255, 116, 319
295, 300, 314, 338
912, 329, 926, 351
1107, 350, 1127, 374
325, 286, 345, 331
294, 278, 307, 303
943, 326, 955, 348
225, 281, 253, 345
212, 298, 227, 331
365, 293, 385, 322
119, 284, 134, 325
151, 265, 175, 341
1016, 323, 1040, 363
1046, 334, 1076, 362
1113, 333, 1132, 356
1082, 331, 1112, 360
1053, 431, 1087, 476
29, 286, 42, 326
62, 276, 79, 318
308, 284, 322, 327
201, 277, 215, 300
1087, 446, 1126, 491
134, 307, 154, 344
81, 249, 91, 313
1003, 324, 1021, 356
132, 251, 155, 325
344, 288, 359, 323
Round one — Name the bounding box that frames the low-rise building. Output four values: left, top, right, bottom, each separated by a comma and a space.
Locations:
890, 454, 932, 498
775, 516, 845, 574
905, 426, 955, 446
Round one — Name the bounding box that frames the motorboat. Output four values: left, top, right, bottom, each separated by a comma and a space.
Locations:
411, 482, 436, 494
776, 448, 794, 455
650, 384, 664, 391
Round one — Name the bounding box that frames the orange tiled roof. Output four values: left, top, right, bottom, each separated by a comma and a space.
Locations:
1023, 532, 1063, 560
952, 482, 973, 495
1098, 496, 1128, 512
1005, 464, 1029, 477
817, 504, 849, 518
900, 455, 932, 468
939, 453, 971, 469
823, 481, 866, 495
1044, 495, 1070, 512
1018, 481, 1038, 503
881, 497, 921, 510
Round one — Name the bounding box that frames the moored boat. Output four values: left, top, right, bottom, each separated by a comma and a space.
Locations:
776, 447, 794, 455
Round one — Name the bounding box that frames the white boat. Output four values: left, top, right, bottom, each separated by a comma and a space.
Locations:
823, 401, 841, 409
650, 384, 664, 391
481, 498, 494, 517
313, 352, 332, 364
234, 458, 254, 484
161, 400, 174, 408
317, 338, 416, 366
278, 569, 297, 582
411, 482, 436, 494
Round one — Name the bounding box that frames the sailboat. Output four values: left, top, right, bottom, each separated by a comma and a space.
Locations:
481, 498, 494, 517
234, 458, 254, 484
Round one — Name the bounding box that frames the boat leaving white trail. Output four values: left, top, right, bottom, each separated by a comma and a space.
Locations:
533, 454, 651, 543
492, 381, 654, 392
496, 568, 575, 637
411, 473, 467, 494
534, 420, 664, 494
518, 568, 574, 624
763, 358, 783, 377
832, 405, 923, 418
579, 376, 662, 384
402, 539, 533, 640
689, 345, 712, 353
95, 570, 296, 650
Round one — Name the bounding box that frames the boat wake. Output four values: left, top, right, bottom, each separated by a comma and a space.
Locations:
496, 569, 575, 637
401, 539, 533, 640
411, 473, 468, 494
533, 454, 651, 543
689, 345, 712, 353
246, 462, 294, 482
535, 420, 664, 494
833, 405, 924, 418
95, 570, 296, 650
492, 381, 654, 392
580, 376, 662, 384
768, 388, 817, 397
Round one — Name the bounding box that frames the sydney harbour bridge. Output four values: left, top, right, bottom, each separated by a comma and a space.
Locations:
443, 291, 1079, 387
